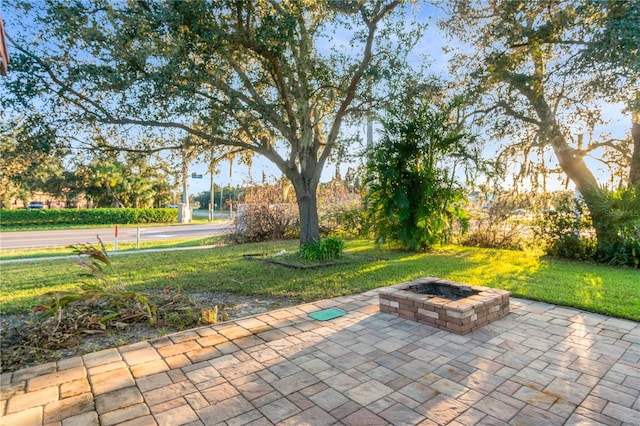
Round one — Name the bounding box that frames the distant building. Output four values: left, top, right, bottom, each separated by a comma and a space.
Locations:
0, 13, 8, 76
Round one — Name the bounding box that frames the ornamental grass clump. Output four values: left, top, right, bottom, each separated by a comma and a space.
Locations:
299, 237, 345, 261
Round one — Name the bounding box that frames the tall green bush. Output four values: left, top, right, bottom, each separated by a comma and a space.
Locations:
591, 187, 640, 267
364, 98, 481, 252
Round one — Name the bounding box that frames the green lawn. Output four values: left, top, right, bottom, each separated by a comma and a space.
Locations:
0, 235, 227, 260
1, 240, 638, 321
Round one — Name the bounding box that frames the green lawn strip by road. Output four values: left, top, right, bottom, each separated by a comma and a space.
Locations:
0, 235, 227, 260
1, 240, 638, 321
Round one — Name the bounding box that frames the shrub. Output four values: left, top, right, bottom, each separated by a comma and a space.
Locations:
547, 232, 597, 261
232, 176, 371, 243
299, 237, 345, 261
0, 208, 177, 227
233, 177, 370, 243
232, 179, 299, 242
535, 196, 596, 261
364, 99, 476, 252
463, 196, 532, 251
590, 187, 640, 267
233, 202, 299, 242
320, 199, 371, 238
535, 190, 640, 267
317, 178, 370, 238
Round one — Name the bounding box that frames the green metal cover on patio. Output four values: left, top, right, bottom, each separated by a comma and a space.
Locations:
308, 308, 346, 321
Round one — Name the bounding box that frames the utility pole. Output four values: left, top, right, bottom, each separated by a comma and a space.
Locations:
228, 158, 233, 219
179, 147, 191, 223
209, 148, 215, 222
182, 157, 189, 206
209, 174, 215, 222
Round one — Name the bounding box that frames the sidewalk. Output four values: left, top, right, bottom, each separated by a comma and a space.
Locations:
1, 291, 639, 425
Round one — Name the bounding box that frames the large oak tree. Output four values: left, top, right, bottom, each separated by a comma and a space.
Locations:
2, 0, 422, 243
442, 0, 639, 246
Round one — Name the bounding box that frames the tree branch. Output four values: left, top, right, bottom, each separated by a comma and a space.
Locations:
510, 40, 590, 49
495, 100, 542, 126
585, 138, 632, 157
226, 57, 295, 142
322, 0, 400, 166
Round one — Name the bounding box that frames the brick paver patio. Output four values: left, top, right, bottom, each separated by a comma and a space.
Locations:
1, 290, 639, 425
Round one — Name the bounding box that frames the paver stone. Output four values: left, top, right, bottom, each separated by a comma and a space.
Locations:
344, 380, 393, 406
95, 386, 144, 414
154, 404, 199, 425
99, 403, 150, 426
43, 393, 94, 423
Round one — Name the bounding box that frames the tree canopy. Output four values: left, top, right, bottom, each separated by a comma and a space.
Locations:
0, 116, 65, 207
2, 0, 423, 243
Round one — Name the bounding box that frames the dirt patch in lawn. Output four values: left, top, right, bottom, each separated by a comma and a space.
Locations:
0, 291, 299, 373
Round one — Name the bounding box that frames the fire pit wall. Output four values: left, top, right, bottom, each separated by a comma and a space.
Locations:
379, 277, 510, 334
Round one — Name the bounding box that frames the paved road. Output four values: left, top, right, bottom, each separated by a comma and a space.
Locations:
0, 222, 235, 250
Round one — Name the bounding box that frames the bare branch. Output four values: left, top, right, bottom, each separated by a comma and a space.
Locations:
586, 138, 632, 157
495, 100, 542, 126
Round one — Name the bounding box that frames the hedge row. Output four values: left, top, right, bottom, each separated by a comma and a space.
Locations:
0, 208, 178, 227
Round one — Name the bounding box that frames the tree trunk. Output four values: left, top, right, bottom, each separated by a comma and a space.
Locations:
292, 175, 321, 245
547, 126, 614, 245
561, 157, 615, 246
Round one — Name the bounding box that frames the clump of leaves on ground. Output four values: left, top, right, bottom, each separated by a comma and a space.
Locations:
0, 242, 227, 372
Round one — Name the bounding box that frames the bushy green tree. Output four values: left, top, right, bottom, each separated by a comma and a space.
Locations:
2, 0, 423, 244
365, 97, 481, 252
590, 187, 640, 267
537, 187, 640, 267
0, 117, 63, 207
77, 155, 175, 208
